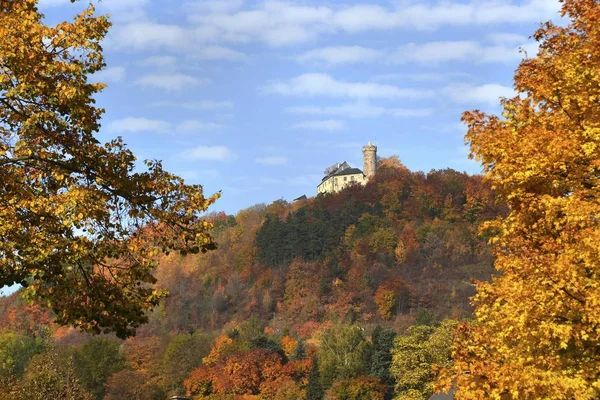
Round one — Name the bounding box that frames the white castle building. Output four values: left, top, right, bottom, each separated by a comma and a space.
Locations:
317, 142, 377, 194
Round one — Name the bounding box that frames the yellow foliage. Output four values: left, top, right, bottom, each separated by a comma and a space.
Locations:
439, 1, 600, 398
280, 335, 298, 358
0, 0, 218, 338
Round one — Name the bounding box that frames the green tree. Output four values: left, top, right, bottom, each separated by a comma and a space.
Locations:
391, 320, 457, 400
370, 326, 396, 389
0, 0, 218, 339
10, 351, 93, 400
0, 332, 45, 385
72, 338, 126, 399
104, 370, 165, 400
306, 357, 324, 400
161, 332, 214, 394
318, 325, 371, 390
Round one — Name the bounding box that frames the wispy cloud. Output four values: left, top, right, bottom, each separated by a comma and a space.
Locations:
372, 72, 473, 83
178, 169, 221, 181
93, 66, 126, 83
176, 120, 224, 133
191, 45, 250, 62
189, 0, 559, 47
291, 119, 346, 131
107, 117, 170, 134
259, 174, 323, 186
391, 39, 537, 64
135, 74, 209, 91
255, 156, 288, 165
444, 83, 516, 106
297, 35, 537, 67
297, 46, 382, 65
151, 100, 234, 110
286, 102, 432, 119
264, 74, 432, 99
141, 56, 177, 68
110, 23, 185, 50
181, 145, 236, 161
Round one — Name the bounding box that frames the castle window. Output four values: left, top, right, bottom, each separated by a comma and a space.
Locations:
344, 177, 347, 182
351, 176, 355, 181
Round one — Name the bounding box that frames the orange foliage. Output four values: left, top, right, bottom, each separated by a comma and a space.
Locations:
280, 335, 298, 358
202, 334, 234, 365
374, 279, 410, 320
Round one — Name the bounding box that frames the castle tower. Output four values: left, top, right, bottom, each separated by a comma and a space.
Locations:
362, 141, 377, 179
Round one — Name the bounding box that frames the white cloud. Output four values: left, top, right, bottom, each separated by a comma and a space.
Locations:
394, 41, 480, 64
141, 56, 177, 68
392, 39, 538, 65
297, 46, 382, 65
331, 0, 560, 32
444, 83, 516, 106
176, 120, 224, 133
264, 74, 431, 99
107, 117, 170, 134
111, 23, 187, 50
178, 169, 221, 181
186, 0, 244, 14
286, 102, 432, 119
192, 45, 250, 62
297, 38, 537, 67
372, 72, 473, 83
291, 120, 346, 131
152, 100, 234, 110
135, 74, 209, 91
99, 0, 149, 22
255, 156, 288, 165
182, 145, 236, 161
38, 0, 70, 6
93, 66, 126, 83
260, 177, 283, 184
188, 1, 334, 47
181, 0, 560, 48
488, 32, 529, 44
106, 0, 560, 51
259, 174, 322, 186
286, 174, 322, 186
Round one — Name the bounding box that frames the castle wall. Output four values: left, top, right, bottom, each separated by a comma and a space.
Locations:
317, 173, 366, 194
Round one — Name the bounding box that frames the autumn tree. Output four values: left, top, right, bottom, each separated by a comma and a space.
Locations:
439, 0, 600, 399
0, 0, 218, 338
391, 320, 457, 400
104, 370, 165, 400
71, 338, 126, 399
0, 332, 45, 385
161, 332, 214, 394
10, 351, 93, 400
318, 325, 371, 389
374, 279, 410, 320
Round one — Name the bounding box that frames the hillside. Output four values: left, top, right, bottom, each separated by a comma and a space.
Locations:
0, 157, 504, 399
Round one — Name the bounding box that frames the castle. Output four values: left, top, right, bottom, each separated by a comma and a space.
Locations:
317, 142, 377, 194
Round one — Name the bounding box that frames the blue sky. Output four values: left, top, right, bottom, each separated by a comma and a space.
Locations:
38, 0, 563, 215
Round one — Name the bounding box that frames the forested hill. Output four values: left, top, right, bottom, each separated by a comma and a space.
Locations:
0, 156, 504, 399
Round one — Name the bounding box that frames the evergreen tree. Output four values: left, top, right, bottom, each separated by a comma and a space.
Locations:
292, 338, 307, 360
370, 326, 396, 390
306, 357, 324, 400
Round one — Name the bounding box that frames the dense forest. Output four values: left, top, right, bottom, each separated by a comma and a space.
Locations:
0, 157, 504, 399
